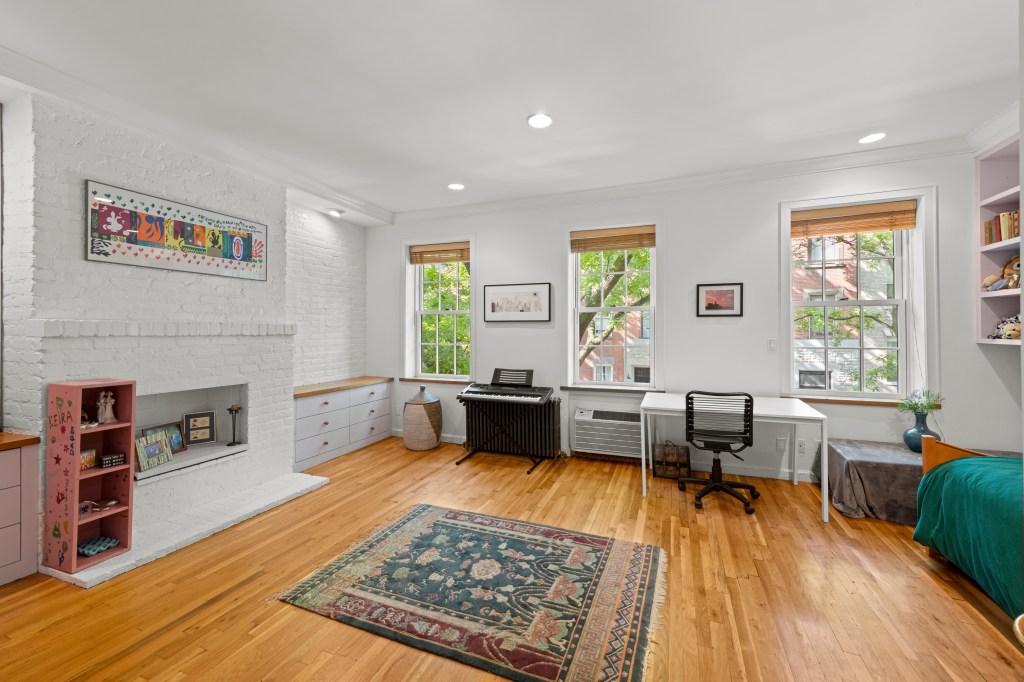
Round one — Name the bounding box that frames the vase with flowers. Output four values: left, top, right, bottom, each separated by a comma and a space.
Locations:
898, 390, 943, 453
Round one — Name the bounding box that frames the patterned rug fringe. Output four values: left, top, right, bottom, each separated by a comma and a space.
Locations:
640, 549, 668, 680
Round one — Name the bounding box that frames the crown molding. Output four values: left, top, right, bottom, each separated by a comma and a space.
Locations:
965, 102, 1020, 154
0, 46, 393, 227
394, 137, 971, 224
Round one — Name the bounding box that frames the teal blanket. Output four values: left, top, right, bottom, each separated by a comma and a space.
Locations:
913, 456, 1023, 617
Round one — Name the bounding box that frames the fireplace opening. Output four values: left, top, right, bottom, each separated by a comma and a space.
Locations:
134, 383, 249, 483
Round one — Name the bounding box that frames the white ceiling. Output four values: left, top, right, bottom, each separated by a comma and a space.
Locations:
0, 1, 1017, 218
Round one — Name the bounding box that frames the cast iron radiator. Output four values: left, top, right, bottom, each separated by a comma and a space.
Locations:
458, 397, 562, 473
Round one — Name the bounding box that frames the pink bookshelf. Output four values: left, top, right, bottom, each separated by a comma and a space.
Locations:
43, 379, 136, 574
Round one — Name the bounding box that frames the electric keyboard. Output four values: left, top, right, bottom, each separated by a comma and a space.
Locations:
457, 383, 552, 404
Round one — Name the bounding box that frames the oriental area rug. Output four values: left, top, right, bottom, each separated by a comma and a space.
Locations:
280, 504, 664, 681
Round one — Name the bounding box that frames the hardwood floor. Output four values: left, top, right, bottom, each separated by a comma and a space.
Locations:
1, 438, 1021, 681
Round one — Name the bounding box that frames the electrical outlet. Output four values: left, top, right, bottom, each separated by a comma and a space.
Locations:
776, 437, 787, 451
798, 439, 806, 454
767, 338, 777, 352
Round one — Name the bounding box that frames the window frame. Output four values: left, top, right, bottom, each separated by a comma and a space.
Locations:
415, 261, 471, 379
569, 241, 657, 388
779, 188, 938, 400
404, 237, 474, 381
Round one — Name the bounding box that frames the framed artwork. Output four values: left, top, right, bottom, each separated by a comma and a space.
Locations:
183, 410, 217, 446
697, 283, 743, 317
143, 421, 188, 454
135, 434, 173, 472
79, 448, 97, 471
484, 283, 552, 322
86, 180, 267, 281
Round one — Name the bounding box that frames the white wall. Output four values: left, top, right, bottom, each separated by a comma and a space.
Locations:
367, 151, 1023, 478
286, 191, 368, 386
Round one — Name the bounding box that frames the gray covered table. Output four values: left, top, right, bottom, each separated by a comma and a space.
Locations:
827, 439, 922, 525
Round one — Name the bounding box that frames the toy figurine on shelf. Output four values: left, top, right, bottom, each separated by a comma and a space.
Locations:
96, 390, 117, 424
80, 411, 99, 429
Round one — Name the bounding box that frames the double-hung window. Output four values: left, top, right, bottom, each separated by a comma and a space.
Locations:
410, 241, 471, 377
788, 200, 917, 396
570, 225, 656, 386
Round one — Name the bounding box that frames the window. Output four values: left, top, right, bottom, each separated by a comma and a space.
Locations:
570, 225, 655, 386
787, 200, 916, 396
410, 242, 471, 377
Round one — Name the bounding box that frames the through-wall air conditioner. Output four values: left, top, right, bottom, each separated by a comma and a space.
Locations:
573, 409, 642, 458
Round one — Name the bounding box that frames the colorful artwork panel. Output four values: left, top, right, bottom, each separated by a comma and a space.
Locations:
86, 181, 268, 281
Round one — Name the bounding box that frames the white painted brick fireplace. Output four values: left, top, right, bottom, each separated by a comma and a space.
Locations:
2, 94, 339, 586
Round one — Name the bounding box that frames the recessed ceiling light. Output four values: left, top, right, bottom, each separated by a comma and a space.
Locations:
447, 183, 465, 191
327, 209, 344, 217
859, 132, 886, 144
527, 113, 553, 129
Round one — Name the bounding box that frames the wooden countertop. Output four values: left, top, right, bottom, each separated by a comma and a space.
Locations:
0, 431, 41, 452
294, 375, 394, 399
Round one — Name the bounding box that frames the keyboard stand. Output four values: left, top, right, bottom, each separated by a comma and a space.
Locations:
456, 400, 549, 474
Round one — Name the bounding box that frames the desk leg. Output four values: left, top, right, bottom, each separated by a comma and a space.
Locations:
821, 419, 829, 522
791, 423, 798, 485
640, 410, 648, 497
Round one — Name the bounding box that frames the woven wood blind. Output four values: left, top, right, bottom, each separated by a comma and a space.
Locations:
570, 225, 656, 253
791, 200, 917, 239
408, 241, 470, 264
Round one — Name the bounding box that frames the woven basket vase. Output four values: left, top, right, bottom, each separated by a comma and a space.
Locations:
403, 385, 442, 451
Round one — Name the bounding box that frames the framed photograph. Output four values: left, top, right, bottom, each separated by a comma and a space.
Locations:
697, 283, 743, 317
143, 421, 188, 454
484, 283, 551, 322
135, 433, 173, 472
86, 180, 267, 281
182, 410, 217, 445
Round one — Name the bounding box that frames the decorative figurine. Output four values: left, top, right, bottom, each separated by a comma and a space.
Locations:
227, 404, 242, 446
96, 390, 117, 424
80, 411, 99, 429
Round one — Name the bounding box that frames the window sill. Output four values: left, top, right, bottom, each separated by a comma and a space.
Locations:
560, 385, 664, 395
787, 395, 941, 409
400, 377, 472, 386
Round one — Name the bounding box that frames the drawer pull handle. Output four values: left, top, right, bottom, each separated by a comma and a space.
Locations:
322, 401, 330, 406
323, 421, 330, 426
322, 441, 329, 446
370, 427, 375, 432
369, 409, 375, 414
369, 391, 375, 396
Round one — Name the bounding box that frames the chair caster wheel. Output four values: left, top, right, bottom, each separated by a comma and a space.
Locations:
694, 500, 703, 509
745, 505, 755, 514
751, 490, 760, 499
678, 482, 686, 491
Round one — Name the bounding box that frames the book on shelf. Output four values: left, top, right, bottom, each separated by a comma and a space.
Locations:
983, 209, 1021, 244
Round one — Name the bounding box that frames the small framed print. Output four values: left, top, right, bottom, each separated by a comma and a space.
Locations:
143, 421, 188, 454
697, 283, 743, 317
483, 283, 552, 322
135, 433, 173, 472
183, 410, 217, 445
79, 448, 97, 471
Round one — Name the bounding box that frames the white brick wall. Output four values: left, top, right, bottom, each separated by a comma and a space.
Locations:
286, 191, 367, 385
2, 95, 302, 549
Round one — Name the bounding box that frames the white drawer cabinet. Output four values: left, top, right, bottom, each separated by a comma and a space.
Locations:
295, 408, 350, 441
350, 397, 390, 426
293, 379, 393, 472
0, 439, 40, 587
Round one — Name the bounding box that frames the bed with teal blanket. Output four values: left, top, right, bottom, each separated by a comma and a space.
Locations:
913, 452, 1023, 617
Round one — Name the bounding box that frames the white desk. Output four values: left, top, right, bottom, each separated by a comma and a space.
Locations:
639, 393, 829, 522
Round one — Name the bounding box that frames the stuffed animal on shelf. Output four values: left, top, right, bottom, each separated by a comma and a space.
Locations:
989, 314, 1022, 339
981, 255, 1021, 291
